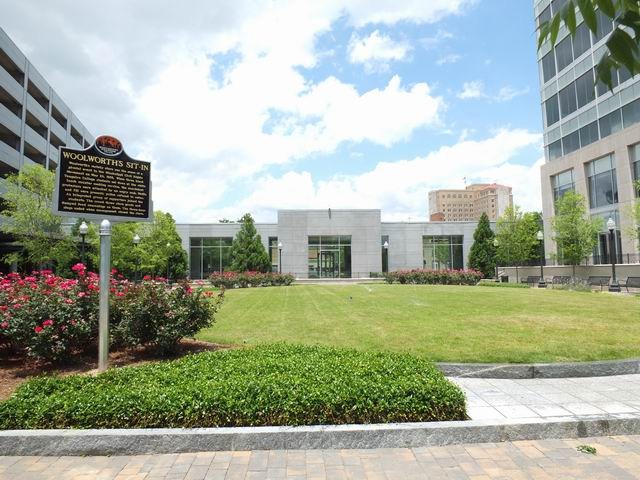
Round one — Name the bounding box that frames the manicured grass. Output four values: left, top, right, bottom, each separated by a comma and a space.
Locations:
197, 284, 640, 363
0, 344, 466, 429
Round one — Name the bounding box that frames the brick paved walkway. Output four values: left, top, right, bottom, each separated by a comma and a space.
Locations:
2, 435, 640, 479
452, 374, 640, 420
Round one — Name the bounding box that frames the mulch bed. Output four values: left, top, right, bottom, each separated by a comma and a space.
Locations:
0, 339, 231, 401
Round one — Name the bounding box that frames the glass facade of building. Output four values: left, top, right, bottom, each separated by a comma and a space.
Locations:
189, 237, 233, 279
551, 169, 575, 204
422, 235, 464, 270
308, 236, 352, 278
586, 155, 618, 209
631, 144, 640, 195
268, 237, 279, 272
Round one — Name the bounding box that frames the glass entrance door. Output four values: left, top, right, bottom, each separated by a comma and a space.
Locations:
319, 250, 338, 278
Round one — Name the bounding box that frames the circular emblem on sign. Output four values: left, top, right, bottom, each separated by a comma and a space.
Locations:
95, 135, 123, 156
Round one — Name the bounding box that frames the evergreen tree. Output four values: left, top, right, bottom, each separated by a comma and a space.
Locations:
229, 213, 271, 273
552, 191, 602, 278
468, 212, 496, 278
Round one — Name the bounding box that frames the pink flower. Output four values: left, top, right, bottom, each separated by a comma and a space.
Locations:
0, 322, 8, 329
77, 291, 86, 298
143, 275, 152, 281
42, 319, 54, 327
71, 263, 86, 272
34, 326, 43, 333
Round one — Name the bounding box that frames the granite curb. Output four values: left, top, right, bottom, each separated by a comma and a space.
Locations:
2, 414, 639, 456
437, 358, 640, 379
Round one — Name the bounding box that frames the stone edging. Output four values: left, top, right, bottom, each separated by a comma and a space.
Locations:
1, 415, 639, 456
437, 358, 640, 379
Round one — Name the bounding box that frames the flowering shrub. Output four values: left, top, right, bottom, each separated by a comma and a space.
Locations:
0, 265, 223, 361
209, 271, 294, 289
383, 269, 483, 286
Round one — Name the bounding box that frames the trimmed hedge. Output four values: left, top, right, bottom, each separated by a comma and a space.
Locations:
0, 344, 467, 429
384, 269, 482, 285
209, 271, 294, 289
476, 280, 529, 289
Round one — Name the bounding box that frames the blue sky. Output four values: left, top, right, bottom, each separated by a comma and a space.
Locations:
1, 0, 545, 222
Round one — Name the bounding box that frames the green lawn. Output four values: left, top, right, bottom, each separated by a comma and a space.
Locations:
197, 284, 640, 363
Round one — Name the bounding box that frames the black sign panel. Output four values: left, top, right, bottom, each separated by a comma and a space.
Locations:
53, 135, 152, 222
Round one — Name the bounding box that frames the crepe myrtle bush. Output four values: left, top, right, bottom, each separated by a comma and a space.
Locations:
383, 268, 483, 285
0, 265, 223, 361
209, 271, 294, 289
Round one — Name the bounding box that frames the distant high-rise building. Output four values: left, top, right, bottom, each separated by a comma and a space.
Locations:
0, 27, 93, 266
428, 183, 513, 222
534, 0, 640, 261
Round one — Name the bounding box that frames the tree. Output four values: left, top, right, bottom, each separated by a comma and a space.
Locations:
229, 213, 270, 272
1, 164, 76, 273
537, 1, 640, 89
624, 180, 640, 251
522, 211, 545, 262
467, 212, 496, 278
495, 206, 539, 283
551, 191, 602, 278
110, 211, 188, 279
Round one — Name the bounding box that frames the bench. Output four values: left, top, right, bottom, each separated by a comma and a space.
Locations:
587, 276, 610, 290
551, 276, 572, 288
620, 277, 640, 292
521, 276, 541, 286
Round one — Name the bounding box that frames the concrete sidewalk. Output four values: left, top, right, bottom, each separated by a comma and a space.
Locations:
452, 373, 640, 421
2, 435, 640, 479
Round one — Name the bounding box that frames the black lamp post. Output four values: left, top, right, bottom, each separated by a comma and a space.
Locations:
166, 242, 171, 283
537, 230, 546, 288
79, 221, 88, 266
493, 237, 499, 282
383, 240, 389, 274
278, 242, 283, 274
607, 218, 621, 292
133, 234, 140, 283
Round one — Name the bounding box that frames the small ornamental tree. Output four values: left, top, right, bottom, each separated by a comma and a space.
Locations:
625, 180, 640, 251
551, 191, 602, 279
468, 212, 496, 278
495, 206, 538, 283
229, 213, 271, 273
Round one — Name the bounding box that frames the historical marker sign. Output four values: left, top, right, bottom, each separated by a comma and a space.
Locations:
53, 135, 153, 222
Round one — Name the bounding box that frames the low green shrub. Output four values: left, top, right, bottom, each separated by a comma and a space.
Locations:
209, 271, 294, 289
476, 281, 529, 289
384, 269, 482, 285
0, 344, 467, 429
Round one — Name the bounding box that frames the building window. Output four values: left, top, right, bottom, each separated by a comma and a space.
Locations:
308, 236, 351, 278
269, 237, 279, 272
618, 65, 633, 84
630, 144, 640, 196
562, 130, 580, 155
537, 5, 551, 27
548, 139, 563, 161
572, 22, 591, 58
189, 237, 233, 280
592, 210, 622, 263
381, 235, 389, 273
559, 82, 577, 117
541, 50, 556, 83
551, 0, 568, 14
545, 94, 560, 126
579, 121, 599, 148
555, 35, 573, 72
575, 70, 595, 109
596, 67, 619, 96
551, 169, 575, 204
622, 98, 640, 129
422, 236, 464, 270
599, 109, 622, 138
586, 154, 618, 209
591, 8, 613, 44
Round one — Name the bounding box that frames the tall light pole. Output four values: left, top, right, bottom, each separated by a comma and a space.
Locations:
607, 218, 621, 292
537, 230, 546, 288
277, 242, 283, 274
133, 234, 140, 283
79, 221, 89, 266
493, 237, 499, 282
166, 242, 171, 283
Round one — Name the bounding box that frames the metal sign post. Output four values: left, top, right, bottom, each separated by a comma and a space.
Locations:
98, 219, 111, 372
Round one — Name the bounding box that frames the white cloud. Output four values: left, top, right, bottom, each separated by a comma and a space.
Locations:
420, 29, 454, 49
347, 30, 411, 72
457, 81, 486, 99
495, 85, 530, 102
436, 53, 461, 65
197, 129, 543, 223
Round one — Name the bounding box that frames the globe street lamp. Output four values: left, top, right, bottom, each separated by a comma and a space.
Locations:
277, 242, 283, 274
607, 218, 621, 292
536, 230, 546, 288
493, 237, 499, 282
133, 234, 141, 283
79, 221, 89, 266
166, 242, 171, 283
